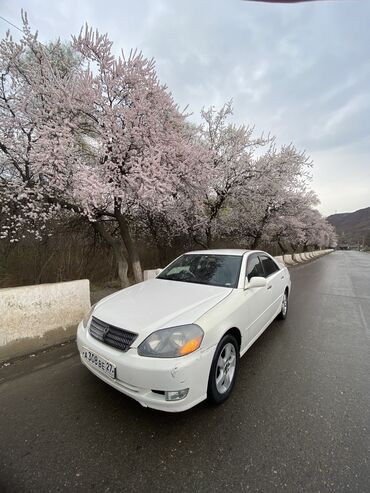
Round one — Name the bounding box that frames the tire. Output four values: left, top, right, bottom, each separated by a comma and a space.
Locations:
207, 334, 239, 405
277, 290, 289, 320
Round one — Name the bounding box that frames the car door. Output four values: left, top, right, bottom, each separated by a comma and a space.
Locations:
239, 253, 272, 351
258, 254, 283, 321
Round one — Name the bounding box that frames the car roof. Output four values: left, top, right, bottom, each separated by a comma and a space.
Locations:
186, 249, 251, 257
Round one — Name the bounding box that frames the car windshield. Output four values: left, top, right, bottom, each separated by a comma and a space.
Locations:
157, 254, 242, 288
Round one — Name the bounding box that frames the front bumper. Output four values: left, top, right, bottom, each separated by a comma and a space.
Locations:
76, 321, 215, 412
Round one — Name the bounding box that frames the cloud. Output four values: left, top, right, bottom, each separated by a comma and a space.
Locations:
312, 146, 370, 216
323, 95, 370, 134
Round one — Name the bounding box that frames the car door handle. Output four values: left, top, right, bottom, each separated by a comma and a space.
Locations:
267, 285, 272, 290
281, 276, 285, 280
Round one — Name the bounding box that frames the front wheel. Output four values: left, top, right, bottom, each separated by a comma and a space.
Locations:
207, 334, 239, 404
277, 290, 289, 320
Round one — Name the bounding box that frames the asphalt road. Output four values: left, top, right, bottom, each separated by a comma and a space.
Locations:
1, 251, 369, 493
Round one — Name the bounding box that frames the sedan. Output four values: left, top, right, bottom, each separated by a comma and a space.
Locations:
77, 249, 291, 412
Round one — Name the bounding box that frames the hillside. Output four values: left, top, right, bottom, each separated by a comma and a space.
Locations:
327, 206, 370, 246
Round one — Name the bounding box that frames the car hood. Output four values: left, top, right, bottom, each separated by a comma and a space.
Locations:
92, 278, 232, 344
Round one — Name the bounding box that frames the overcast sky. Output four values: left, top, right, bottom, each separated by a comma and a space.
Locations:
1, 0, 369, 216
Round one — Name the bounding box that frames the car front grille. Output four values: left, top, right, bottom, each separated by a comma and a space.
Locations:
89, 316, 138, 351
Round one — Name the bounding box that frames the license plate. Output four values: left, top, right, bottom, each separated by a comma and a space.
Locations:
81, 348, 116, 379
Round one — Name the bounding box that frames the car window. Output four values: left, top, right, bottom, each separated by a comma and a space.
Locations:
258, 255, 280, 277
246, 254, 264, 281
158, 254, 242, 288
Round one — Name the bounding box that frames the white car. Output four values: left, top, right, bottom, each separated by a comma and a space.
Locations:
77, 249, 291, 412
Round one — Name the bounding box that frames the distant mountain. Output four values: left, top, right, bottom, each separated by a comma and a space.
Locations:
327, 206, 370, 246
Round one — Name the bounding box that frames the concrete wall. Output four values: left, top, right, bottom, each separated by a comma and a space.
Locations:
0, 280, 90, 362
143, 268, 162, 281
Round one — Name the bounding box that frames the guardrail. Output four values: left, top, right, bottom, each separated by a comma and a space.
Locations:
0, 280, 90, 363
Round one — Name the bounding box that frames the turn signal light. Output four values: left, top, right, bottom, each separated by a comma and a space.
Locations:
178, 336, 202, 356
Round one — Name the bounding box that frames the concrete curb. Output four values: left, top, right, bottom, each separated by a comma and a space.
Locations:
282, 254, 297, 266
274, 256, 285, 266
289, 250, 335, 266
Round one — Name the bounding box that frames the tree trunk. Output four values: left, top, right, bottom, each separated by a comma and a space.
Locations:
290, 243, 299, 262
116, 253, 130, 288
93, 222, 130, 288
205, 221, 213, 248
193, 236, 208, 249
251, 234, 261, 250
278, 240, 287, 255
116, 213, 143, 283
146, 216, 166, 266
251, 211, 270, 250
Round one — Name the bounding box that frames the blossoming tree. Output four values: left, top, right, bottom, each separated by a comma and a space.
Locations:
0, 13, 208, 286
195, 100, 269, 247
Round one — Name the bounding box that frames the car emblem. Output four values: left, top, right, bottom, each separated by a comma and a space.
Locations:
102, 325, 110, 340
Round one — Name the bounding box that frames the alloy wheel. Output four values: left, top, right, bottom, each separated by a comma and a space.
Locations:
281, 293, 288, 316
215, 342, 236, 394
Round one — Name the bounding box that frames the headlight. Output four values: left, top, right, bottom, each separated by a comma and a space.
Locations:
82, 303, 96, 329
138, 324, 204, 358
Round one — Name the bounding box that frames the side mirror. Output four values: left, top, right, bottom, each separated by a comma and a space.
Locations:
244, 276, 267, 290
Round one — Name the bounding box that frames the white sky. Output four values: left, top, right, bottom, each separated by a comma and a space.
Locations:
1, 0, 369, 216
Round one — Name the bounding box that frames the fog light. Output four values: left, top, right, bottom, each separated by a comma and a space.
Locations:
165, 389, 189, 401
